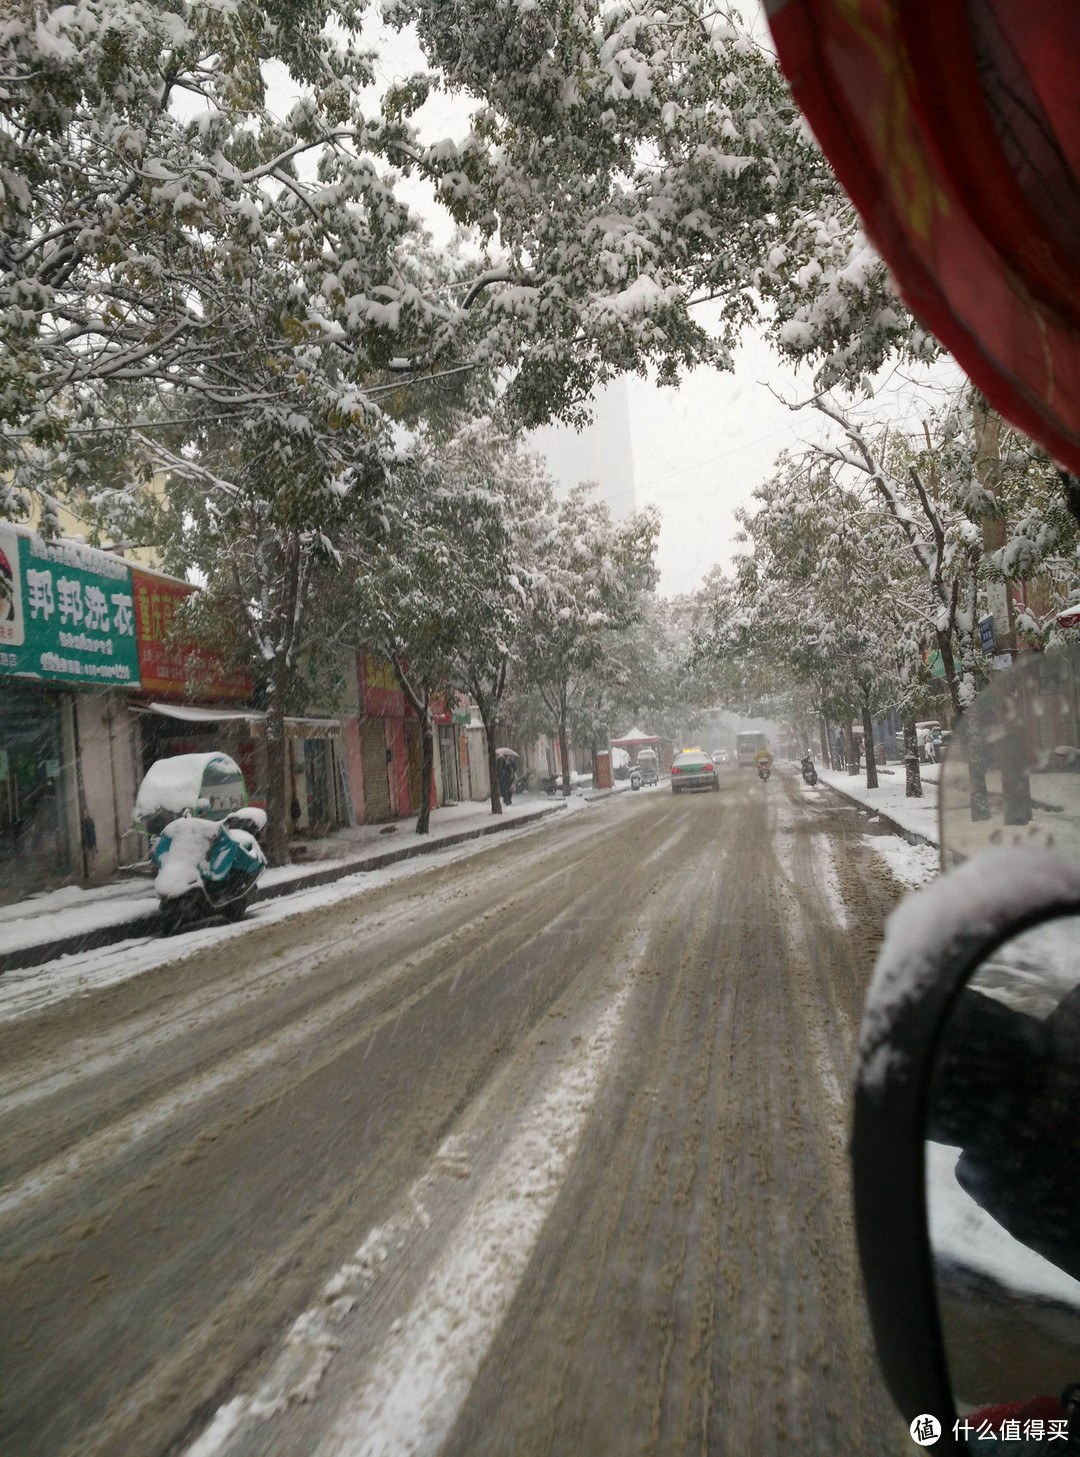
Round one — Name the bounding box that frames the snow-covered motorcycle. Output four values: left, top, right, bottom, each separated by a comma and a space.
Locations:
134, 752, 267, 934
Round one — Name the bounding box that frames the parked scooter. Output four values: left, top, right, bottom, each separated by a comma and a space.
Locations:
134, 752, 267, 934
630, 767, 643, 790
800, 752, 819, 786
635, 747, 660, 786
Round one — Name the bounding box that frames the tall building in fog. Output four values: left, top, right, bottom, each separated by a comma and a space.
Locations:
530, 379, 636, 519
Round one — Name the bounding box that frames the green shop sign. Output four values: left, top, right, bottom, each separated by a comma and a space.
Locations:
0, 525, 141, 688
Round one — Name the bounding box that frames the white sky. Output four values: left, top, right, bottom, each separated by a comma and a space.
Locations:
543, 325, 963, 596
262, 11, 967, 598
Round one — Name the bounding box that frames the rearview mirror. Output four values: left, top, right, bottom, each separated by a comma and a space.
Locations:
928, 915, 1080, 1440
853, 849, 1080, 1452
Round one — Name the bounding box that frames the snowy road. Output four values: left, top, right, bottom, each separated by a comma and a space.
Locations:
0, 770, 921, 1457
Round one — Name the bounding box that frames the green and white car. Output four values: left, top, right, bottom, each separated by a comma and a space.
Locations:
670, 750, 719, 793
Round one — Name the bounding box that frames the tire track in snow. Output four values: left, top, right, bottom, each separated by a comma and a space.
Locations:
0, 800, 629, 1026
0, 799, 662, 1118
0, 881, 609, 1224
183, 937, 648, 1457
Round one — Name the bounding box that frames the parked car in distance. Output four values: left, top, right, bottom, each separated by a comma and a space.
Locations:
671, 750, 719, 793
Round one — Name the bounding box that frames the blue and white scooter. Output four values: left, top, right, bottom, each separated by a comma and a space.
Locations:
134, 752, 267, 934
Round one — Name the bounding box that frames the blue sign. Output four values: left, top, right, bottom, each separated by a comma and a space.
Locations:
979, 615, 996, 656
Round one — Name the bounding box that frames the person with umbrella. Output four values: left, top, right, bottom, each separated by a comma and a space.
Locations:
495, 747, 518, 805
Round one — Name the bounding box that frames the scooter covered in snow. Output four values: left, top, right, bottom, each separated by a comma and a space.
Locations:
134, 752, 267, 934
800, 753, 818, 786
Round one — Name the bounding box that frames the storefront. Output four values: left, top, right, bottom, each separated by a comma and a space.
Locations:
438, 723, 460, 803
289, 718, 348, 834
356, 714, 393, 821
134, 703, 263, 799
0, 525, 141, 896
358, 652, 412, 820
0, 528, 366, 890
131, 566, 256, 779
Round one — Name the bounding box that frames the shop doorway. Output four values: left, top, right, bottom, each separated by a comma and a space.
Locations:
0, 684, 79, 901
404, 721, 423, 811
359, 718, 392, 821
438, 723, 459, 803
302, 737, 336, 829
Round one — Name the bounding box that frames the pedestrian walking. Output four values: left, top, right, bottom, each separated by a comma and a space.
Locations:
496, 753, 515, 805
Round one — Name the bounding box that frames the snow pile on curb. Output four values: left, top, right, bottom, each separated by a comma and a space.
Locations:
817, 764, 939, 846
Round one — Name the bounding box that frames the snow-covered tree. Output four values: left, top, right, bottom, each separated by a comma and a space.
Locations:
123, 401, 393, 865
565, 592, 697, 760
433, 424, 554, 815
716, 453, 931, 791
3, 0, 948, 547
517, 485, 659, 795
379, 0, 931, 422
693, 387, 1078, 810
0, 0, 456, 514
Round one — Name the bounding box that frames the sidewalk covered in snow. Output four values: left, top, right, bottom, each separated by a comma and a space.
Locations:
815, 763, 941, 847
0, 794, 576, 970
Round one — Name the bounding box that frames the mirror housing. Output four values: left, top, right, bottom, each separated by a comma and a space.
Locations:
853, 849, 1080, 1449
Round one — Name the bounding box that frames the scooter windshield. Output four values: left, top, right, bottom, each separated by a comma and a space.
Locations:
939, 646, 1080, 869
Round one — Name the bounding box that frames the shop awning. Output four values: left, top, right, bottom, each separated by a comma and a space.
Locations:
134, 702, 341, 737
611, 726, 660, 746
136, 703, 263, 723
284, 715, 341, 739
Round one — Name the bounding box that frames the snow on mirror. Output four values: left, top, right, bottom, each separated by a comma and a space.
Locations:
925, 916, 1080, 1420
940, 646, 1080, 869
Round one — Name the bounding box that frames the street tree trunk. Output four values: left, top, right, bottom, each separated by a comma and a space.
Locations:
998, 675, 1032, 826
485, 720, 502, 815
472, 685, 502, 816
559, 691, 571, 798
861, 700, 879, 789
417, 713, 434, 835
844, 723, 858, 777
390, 654, 435, 835
903, 718, 923, 798
962, 553, 992, 823
964, 694, 992, 823
259, 534, 303, 869
470, 663, 508, 816
819, 716, 832, 771
264, 660, 290, 867
937, 625, 963, 720
1000, 730, 1033, 825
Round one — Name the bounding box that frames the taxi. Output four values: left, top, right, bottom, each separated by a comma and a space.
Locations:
670, 748, 719, 793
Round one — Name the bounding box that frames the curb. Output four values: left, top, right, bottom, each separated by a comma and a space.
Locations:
0, 803, 569, 976
818, 776, 941, 853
